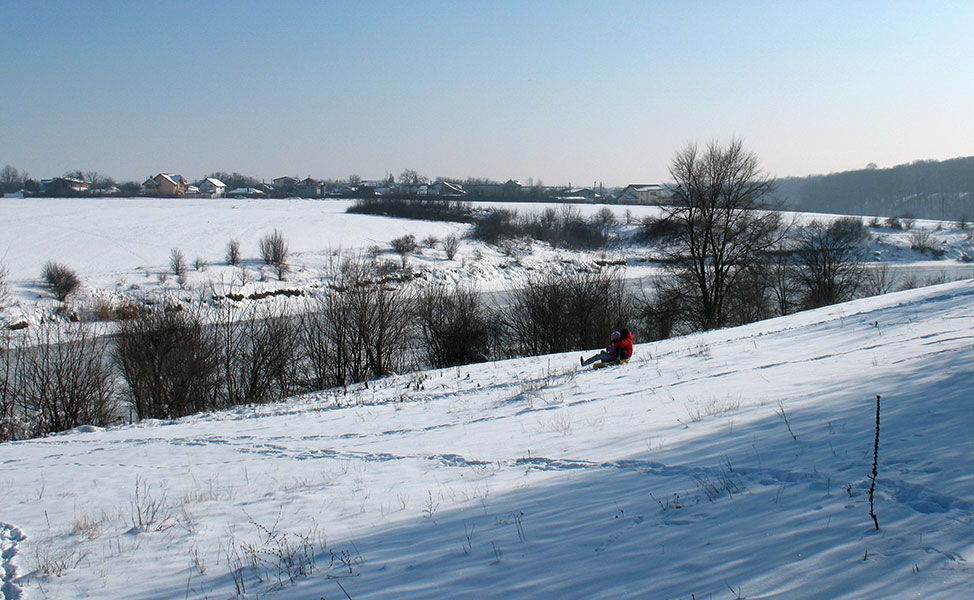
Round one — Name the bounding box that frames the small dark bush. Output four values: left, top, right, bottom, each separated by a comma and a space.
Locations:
638, 214, 681, 241
470, 206, 608, 249
443, 233, 461, 260
415, 284, 498, 368
226, 239, 241, 265
391, 234, 418, 268
115, 306, 221, 420
909, 229, 944, 257
470, 209, 519, 245
829, 216, 868, 243
169, 248, 186, 276
42, 261, 82, 301
259, 229, 289, 279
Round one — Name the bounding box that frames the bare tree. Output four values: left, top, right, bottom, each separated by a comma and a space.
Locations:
792, 217, 868, 308
1, 165, 21, 192
0, 330, 22, 440
398, 169, 428, 186
659, 139, 785, 330
593, 206, 617, 234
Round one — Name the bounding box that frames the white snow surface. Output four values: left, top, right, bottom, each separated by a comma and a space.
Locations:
1, 278, 973, 599
1, 196, 974, 598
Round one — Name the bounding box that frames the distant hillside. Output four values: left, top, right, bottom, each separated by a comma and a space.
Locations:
775, 156, 974, 221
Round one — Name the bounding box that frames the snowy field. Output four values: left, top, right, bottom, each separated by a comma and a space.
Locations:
1, 196, 973, 598
1, 277, 972, 599
2, 196, 974, 328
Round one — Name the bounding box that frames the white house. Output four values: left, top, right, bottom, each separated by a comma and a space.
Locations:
617, 184, 667, 204
198, 177, 227, 198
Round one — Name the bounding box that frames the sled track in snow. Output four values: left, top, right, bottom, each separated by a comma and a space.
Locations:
0, 522, 26, 600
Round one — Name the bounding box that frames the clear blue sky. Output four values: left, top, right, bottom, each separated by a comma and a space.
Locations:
2, 0, 972, 186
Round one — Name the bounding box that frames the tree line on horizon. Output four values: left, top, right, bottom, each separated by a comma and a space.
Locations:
775, 156, 974, 221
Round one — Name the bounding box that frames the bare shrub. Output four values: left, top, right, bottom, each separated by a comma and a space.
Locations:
443, 233, 461, 260
503, 268, 634, 356
194, 257, 207, 271
169, 248, 186, 276
216, 303, 299, 406
91, 298, 141, 322
593, 206, 616, 233
909, 229, 944, 257
295, 299, 344, 392
258, 229, 289, 278
319, 254, 415, 383
415, 284, 498, 368
30, 539, 88, 578
470, 208, 518, 245
226, 239, 241, 265
390, 234, 417, 268
422, 234, 439, 249
470, 206, 608, 249
114, 305, 221, 419
11, 322, 116, 438
638, 214, 681, 242
129, 476, 176, 532
42, 260, 82, 301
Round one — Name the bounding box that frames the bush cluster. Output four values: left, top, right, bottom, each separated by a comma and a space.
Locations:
470, 205, 609, 249
1, 258, 641, 441
347, 197, 476, 223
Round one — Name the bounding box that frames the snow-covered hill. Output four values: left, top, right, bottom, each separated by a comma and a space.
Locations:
2, 279, 971, 599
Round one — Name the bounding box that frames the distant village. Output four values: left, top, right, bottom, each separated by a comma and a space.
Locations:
2, 168, 669, 205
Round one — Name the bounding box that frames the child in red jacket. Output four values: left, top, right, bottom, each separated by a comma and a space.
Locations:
581, 328, 633, 366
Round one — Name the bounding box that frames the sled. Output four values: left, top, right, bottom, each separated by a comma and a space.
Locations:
592, 358, 629, 370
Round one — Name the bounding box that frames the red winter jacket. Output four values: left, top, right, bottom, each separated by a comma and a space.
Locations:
611, 331, 634, 359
